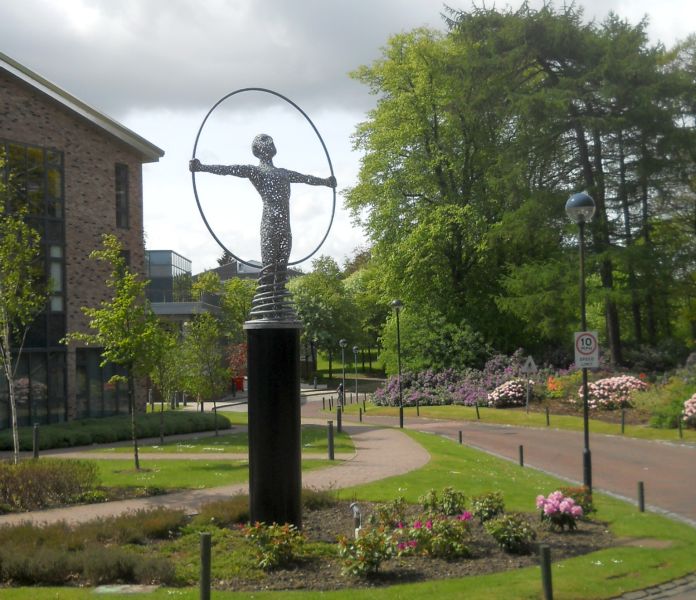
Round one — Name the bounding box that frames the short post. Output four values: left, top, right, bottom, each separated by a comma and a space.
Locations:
621, 408, 625, 434
337, 406, 342, 433
519, 444, 524, 467
322, 397, 325, 410
545, 406, 550, 427
148, 388, 153, 411
32, 423, 39, 459
475, 402, 480, 420
458, 430, 463, 444
359, 407, 363, 422
678, 415, 683, 439
362, 397, 366, 412
539, 544, 553, 600
329, 397, 333, 411
313, 376, 317, 389
638, 481, 645, 512
327, 420, 335, 460
200, 532, 211, 600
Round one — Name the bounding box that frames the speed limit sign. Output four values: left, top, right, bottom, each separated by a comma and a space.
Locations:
574, 331, 599, 368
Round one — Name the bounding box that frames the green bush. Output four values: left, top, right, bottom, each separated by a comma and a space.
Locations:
338, 526, 395, 577
419, 486, 466, 516
302, 487, 338, 510
0, 459, 99, 512
368, 496, 407, 527
484, 513, 537, 555
471, 491, 505, 523
243, 522, 306, 570
0, 411, 232, 451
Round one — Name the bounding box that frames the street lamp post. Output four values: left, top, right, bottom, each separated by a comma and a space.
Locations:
566, 191, 596, 493
391, 300, 404, 428
339, 339, 347, 407
353, 345, 359, 402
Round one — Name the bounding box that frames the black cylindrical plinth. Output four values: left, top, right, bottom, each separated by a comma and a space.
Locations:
245, 321, 302, 527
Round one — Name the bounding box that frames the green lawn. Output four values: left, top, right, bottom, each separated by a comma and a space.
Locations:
89, 425, 354, 455
88, 458, 333, 490
17, 429, 696, 599
342, 402, 696, 443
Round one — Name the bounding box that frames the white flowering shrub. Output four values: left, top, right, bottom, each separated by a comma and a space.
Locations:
574, 375, 648, 410
683, 393, 696, 428
487, 378, 533, 408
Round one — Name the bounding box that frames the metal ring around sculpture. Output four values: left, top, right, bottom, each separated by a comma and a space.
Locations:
191, 87, 336, 268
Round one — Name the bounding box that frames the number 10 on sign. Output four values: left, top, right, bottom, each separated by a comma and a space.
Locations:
574, 331, 599, 369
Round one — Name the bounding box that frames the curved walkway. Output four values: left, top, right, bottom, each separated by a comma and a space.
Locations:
0, 424, 429, 527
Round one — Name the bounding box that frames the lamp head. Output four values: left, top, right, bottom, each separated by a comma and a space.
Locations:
391, 299, 404, 312
565, 192, 596, 224
339, 339, 347, 348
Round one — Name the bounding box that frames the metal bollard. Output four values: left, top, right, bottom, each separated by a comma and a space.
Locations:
362, 397, 366, 412
32, 423, 39, 459
322, 397, 325, 410
200, 532, 211, 600
475, 403, 480, 419
545, 406, 550, 426
458, 430, 463, 444
621, 408, 625, 434
359, 407, 363, 422
337, 407, 342, 433
519, 444, 524, 467
539, 544, 553, 600
638, 481, 645, 512
678, 415, 683, 439
328, 420, 335, 460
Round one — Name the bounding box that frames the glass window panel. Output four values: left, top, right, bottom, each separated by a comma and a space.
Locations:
48, 352, 66, 423
76, 365, 89, 419
50, 261, 63, 292
50, 296, 64, 312
14, 355, 30, 426
50, 245, 63, 258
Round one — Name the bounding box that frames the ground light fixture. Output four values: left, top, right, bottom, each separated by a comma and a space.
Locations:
565, 191, 596, 492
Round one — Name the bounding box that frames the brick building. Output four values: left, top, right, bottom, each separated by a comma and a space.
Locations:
0, 52, 163, 428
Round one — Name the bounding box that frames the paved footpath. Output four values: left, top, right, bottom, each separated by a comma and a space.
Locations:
0, 423, 429, 527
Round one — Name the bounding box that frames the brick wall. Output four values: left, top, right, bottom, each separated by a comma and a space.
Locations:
1, 69, 149, 415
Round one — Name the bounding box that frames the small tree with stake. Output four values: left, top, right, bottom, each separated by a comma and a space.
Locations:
0, 191, 46, 465
64, 234, 159, 470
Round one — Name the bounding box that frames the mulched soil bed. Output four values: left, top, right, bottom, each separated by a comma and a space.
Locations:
219, 501, 615, 592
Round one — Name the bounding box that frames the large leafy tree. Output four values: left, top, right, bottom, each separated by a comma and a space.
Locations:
347, 4, 696, 367
0, 183, 46, 464
289, 256, 358, 377
64, 234, 160, 470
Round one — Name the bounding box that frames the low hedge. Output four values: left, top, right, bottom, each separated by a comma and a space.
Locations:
0, 411, 232, 451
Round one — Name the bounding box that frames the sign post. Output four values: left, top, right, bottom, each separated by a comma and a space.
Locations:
520, 356, 538, 413
574, 331, 599, 369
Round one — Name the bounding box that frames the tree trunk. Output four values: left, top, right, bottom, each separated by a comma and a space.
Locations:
128, 373, 140, 471
1, 321, 20, 465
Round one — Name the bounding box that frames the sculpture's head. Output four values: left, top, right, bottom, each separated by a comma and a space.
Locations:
252, 134, 277, 160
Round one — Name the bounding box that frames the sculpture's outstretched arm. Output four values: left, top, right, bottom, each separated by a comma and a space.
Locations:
190, 158, 256, 179
284, 170, 336, 188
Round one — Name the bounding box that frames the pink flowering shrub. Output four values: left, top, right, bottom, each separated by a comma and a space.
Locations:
683, 393, 696, 428
574, 375, 648, 410
487, 378, 533, 408
536, 491, 583, 531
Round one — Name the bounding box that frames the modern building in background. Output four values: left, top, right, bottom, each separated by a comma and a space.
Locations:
146, 250, 192, 303
0, 51, 163, 429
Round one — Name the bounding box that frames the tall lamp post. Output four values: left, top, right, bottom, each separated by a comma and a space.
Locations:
566, 191, 596, 492
339, 339, 347, 407
391, 299, 404, 429
353, 345, 359, 402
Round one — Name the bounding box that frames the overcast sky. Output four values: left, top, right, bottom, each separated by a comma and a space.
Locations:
2, 0, 694, 274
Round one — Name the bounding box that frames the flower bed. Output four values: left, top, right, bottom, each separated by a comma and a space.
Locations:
684, 393, 696, 428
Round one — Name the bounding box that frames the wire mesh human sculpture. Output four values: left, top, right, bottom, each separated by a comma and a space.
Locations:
190, 134, 336, 320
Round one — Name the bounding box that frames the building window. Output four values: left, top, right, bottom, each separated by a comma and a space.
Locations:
115, 163, 129, 228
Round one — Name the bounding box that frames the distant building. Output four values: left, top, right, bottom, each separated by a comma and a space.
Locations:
145, 249, 221, 326
0, 52, 163, 428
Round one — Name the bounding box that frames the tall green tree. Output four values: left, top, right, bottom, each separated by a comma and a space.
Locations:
64, 234, 160, 470
289, 256, 358, 377
0, 186, 46, 464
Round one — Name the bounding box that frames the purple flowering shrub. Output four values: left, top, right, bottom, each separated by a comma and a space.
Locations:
536, 491, 583, 531
487, 378, 534, 408
373, 351, 527, 407
573, 375, 648, 410
394, 513, 472, 559
683, 393, 696, 428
